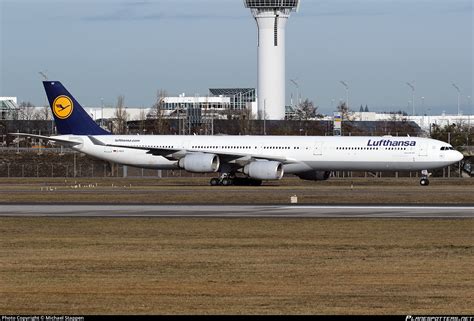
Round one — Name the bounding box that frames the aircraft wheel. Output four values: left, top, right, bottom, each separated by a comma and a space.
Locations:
210, 178, 220, 186
222, 178, 233, 186
420, 178, 430, 186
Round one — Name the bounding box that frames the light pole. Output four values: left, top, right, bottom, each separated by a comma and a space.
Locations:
452, 83, 461, 115
39, 71, 48, 80
178, 105, 181, 135
406, 82, 415, 116
263, 99, 267, 136
100, 98, 104, 127
340, 81, 349, 110
421, 96, 425, 129
428, 107, 432, 137
290, 79, 300, 108
467, 95, 471, 136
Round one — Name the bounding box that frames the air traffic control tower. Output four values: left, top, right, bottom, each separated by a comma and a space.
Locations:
244, 0, 300, 120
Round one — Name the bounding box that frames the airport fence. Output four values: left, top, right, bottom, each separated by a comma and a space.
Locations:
0, 162, 203, 178
0, 163, 468, 179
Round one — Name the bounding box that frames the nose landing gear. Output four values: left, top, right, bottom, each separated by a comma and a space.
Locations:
420, 170, 430, 186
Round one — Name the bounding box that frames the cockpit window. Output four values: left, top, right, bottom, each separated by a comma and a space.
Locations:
441, 146, 455, 151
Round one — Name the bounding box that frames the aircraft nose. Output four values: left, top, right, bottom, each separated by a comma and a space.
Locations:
454, 151, 464, 162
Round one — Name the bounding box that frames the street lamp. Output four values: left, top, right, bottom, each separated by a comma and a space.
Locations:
340, 81, 349, 110
39, 71, 48, 80
421, 96, 425, 128
428, 107, 432, 136
290, 79, 300, 108
100, 98, 104, 127
406, 82, 415, 116
452, 83, 461, 116
179, 104, 184, 135
467, 95, 471, 134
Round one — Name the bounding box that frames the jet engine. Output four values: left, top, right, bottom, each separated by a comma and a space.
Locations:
243, 161, 284, 180
179, 153, 220, 173
297, 171, 331, 181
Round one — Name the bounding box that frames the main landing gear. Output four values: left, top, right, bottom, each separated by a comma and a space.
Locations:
420, 170, 430, 186
210, 174, 262, 186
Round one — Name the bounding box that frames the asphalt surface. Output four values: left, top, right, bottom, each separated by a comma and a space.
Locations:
0, 205, 472, 218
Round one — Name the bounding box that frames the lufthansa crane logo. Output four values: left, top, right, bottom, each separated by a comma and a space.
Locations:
52, 96, 74, 119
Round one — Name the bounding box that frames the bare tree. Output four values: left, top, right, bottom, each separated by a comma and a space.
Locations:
32, 105, 51, 120
137, 108, 147, 134
296, 99, 318, 120
389, 113, 401, 122
18, 101, 36, 120
237, 107, 255, 135
431, 122, 473, 149
337, 101, 351, 120
40, 105, 52, 120
32, 110, 42, 120
113, 95, 128, 134
151, 89, 168, 134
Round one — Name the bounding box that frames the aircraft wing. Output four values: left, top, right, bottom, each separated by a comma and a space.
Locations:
88, 136, 297, 164
8, 133, 82, 147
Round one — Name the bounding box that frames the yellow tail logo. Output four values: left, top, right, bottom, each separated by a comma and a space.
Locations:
53, 96, 74, 119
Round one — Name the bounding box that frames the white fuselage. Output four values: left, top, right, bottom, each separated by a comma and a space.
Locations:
61, 135, 463, 174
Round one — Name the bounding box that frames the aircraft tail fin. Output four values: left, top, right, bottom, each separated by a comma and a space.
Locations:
43, 81, 110, 136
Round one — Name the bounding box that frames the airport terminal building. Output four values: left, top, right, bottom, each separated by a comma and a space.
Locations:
87, 88, 258, 121
0, 97, 18, 120
157, 88, 257, 118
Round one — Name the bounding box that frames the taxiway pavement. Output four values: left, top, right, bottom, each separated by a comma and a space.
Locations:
0, 205, 472, 218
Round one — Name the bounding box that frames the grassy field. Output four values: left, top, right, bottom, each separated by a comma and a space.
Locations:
0, 177, 473, 204
0, 218, 472, 315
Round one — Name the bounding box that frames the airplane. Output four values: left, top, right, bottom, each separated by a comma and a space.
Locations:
10, 81, 464, 186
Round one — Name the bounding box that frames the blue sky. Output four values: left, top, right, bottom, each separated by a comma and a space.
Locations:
1, 0, 472, 115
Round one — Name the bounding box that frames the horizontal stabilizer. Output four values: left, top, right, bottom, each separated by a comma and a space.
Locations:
8, 133, 81, 147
